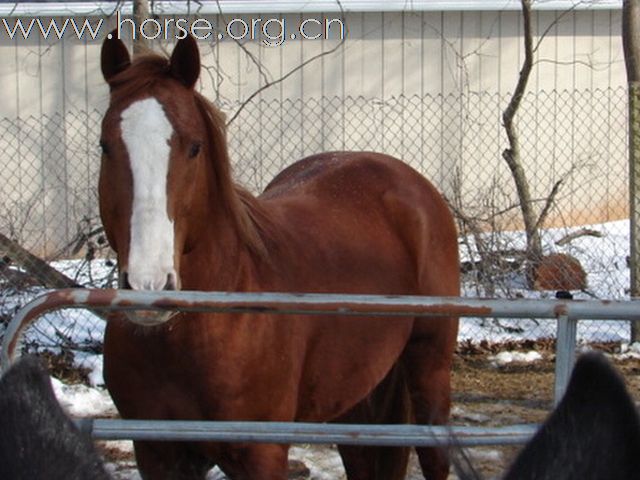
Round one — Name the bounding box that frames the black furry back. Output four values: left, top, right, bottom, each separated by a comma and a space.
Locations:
503, 351, 640, 480
0, 356, 110, 480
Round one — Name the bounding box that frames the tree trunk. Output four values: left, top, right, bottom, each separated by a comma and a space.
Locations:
132, 0, 150, 55
0, 233, 80, 289
502, 0, 543, 286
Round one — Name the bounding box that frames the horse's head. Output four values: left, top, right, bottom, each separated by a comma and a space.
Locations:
99, 35, 209, 325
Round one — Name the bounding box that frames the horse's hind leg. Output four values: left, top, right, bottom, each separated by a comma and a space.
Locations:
337, 364, 411, 480
401, 319, 458, 480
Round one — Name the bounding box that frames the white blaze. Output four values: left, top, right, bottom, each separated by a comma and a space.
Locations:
120, 97, 176, 291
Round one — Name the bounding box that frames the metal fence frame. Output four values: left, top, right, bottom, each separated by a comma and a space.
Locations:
2, 289, 640, 447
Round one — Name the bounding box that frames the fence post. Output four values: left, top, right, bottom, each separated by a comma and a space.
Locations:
554, 313, 577, 404
623, 0, 640, 342
629, 82, 640, 342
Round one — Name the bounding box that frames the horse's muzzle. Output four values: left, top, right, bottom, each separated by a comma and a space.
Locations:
123, 310, 177, 327
118, 271, 180, 326
119, 271, 179, 291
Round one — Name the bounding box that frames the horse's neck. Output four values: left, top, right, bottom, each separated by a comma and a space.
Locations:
180, 140, 268, 291
180, 197, 261, 291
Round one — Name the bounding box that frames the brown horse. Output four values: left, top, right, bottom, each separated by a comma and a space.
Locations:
99, 34, 459, 480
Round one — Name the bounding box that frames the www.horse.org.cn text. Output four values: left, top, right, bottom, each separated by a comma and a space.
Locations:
1, 11, 346, 47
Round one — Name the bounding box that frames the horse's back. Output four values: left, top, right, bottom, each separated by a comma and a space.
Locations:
263, 151, 443, 204
261, 151, 460, 297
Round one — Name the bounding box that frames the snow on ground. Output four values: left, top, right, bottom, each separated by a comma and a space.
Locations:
614, 341, 640, 360
457, 219, 632, 343
51, 376, 117, 417
489, 350, 543, 366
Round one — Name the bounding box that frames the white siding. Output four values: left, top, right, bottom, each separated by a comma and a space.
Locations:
0, 7, 629, 254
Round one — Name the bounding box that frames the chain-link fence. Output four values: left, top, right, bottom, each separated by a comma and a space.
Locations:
0, 86, 633, 374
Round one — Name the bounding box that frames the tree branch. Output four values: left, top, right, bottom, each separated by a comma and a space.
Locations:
534, 178, 563, 231
219, 0, 347, 127
0, 233, 80, 289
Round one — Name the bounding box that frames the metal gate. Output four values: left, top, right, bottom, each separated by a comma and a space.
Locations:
2, 289, 639, 447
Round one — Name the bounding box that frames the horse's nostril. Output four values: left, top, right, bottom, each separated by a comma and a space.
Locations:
119, 271, 132, 290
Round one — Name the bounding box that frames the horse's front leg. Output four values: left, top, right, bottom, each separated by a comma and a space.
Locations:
133, 440, 212, 480
217, 443, 290, 480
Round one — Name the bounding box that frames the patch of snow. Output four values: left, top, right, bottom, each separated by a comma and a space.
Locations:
452, 406, 492, 424
465, 447, 504, 463
290, 446, 344, 480
100, 440, 134, 454
105, 462, 141, 480
50, 377, 118, 417
490, 351, 543, 366
76, 352, 106, 387
615, 342, 640, 360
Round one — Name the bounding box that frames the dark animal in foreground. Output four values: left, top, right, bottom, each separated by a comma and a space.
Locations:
1, 352, 637, 480
457, 351, 640, 480
0, 356, 110, 480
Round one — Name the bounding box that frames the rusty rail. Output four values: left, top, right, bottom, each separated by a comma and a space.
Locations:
4, 288, 640, 368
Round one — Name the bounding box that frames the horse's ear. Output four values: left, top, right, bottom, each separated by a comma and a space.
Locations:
170, 35, 200, 89
101, 31, 131, 83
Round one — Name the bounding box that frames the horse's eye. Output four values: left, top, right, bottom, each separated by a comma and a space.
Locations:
99, 140, 109, 156
188, 142, 201, 159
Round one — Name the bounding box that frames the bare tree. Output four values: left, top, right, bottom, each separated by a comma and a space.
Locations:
501, 0, 575, 286
447, 0, 585, 295
501, 0, 542, 286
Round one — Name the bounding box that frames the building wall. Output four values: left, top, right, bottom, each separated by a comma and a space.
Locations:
0, 6, 628, 255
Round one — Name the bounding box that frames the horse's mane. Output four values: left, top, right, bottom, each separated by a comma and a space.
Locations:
192, 89, 273, 259
107, 54, 169, 104
108, 53, 272, 260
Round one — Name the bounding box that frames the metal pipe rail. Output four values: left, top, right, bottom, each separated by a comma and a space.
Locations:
73, 419, 539, 447
2, 288, 639, 446
3, 288, 640, 366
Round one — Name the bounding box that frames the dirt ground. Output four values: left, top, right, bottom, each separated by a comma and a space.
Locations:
100, 342, 640, 479
443, 341, 640, 479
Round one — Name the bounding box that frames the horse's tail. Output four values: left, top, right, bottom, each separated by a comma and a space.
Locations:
336, 364, 411, 480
